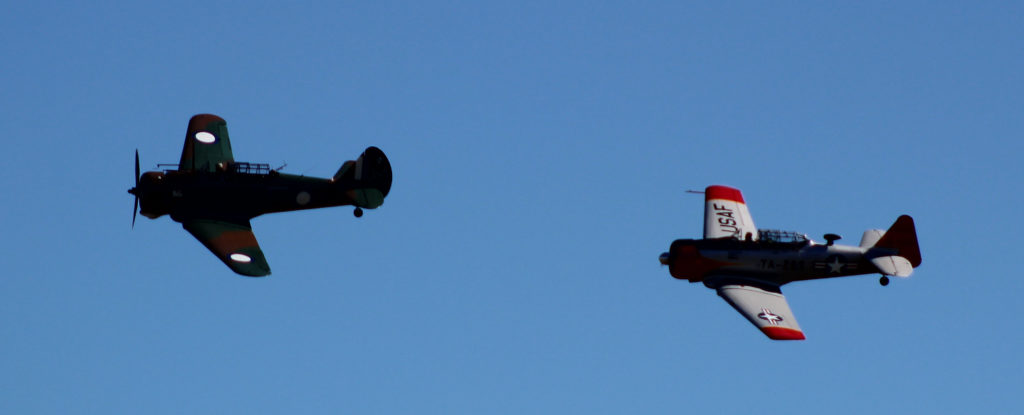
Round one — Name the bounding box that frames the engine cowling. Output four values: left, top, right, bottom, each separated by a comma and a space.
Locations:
137, 171, 172, 219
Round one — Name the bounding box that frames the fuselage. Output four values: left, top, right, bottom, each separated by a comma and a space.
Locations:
132, 163, 360, 223
660, 236, 875, 287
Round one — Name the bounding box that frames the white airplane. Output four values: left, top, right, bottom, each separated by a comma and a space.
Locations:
659, 185, 922, 340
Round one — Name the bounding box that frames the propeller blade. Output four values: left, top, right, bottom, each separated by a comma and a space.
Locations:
132, 149, 140, 229
135, 149, 140, 186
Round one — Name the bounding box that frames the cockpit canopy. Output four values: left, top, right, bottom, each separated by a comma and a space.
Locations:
757, 229, 810, 245
229, 162, 271, 175
160, 161, 273, 175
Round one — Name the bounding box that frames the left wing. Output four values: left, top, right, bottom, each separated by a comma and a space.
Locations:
182, 219, 271, 277
704, 185, 757, 240
178, 114, 235, 172
713, 280, 805, 340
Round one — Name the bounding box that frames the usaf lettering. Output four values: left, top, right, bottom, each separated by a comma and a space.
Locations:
713, 203, 740, 235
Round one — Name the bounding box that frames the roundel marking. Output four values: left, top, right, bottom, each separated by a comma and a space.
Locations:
296, 191, 311, 205
195, 131, 216, 144
757, 308, 783, 325
229, 253, 252, 263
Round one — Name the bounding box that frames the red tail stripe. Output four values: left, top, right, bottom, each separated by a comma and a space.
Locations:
706, 185, 745, 203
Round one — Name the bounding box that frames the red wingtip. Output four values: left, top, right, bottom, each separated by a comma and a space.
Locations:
705, 185, 745, 203
761, 327, 806, 340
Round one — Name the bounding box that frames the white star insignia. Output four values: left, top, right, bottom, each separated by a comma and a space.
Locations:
827, 257, 844, 273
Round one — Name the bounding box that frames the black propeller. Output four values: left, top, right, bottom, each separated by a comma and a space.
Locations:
129, 149, 139, 228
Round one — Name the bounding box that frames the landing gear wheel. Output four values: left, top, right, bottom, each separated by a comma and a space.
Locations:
353, 207, 363, 218
879, 276, 890, 286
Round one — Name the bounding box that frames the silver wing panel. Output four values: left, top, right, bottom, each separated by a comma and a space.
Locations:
715, 282, 805, 340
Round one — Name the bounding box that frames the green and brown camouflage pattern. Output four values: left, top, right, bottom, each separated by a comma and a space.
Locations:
179, 114, 234, 172
183, 219, 271, 276
131, 114, 392, 277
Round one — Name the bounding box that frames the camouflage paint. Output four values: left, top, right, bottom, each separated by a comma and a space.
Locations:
183, 219, 271, 277
131, 114, 392, 277
179, 114, 234, 172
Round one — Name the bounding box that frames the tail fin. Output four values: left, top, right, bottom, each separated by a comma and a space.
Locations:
333, 146, 392, 209
870, 215, 922, 268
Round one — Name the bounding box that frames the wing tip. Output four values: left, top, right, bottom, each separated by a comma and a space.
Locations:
761, 327, 806, 340
189, 113, 226, 124
705, 185, 745, 203
229, 255, 271, 277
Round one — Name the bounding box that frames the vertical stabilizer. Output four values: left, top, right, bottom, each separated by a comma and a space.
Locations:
333, 147, 392, 209
871, 215, 922, 267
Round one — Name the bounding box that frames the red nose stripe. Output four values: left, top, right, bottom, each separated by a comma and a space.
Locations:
761, 327, 806, 340
706, 185, 745, 203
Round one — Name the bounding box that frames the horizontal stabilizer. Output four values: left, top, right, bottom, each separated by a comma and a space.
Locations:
860, 229, 884, 248
871, 255, 913, 277
333, 161, 356, 181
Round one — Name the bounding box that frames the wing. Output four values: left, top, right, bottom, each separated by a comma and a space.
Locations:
714, 280, 805, 340
704, 185, 757, 240
179, 114, 235, 172
182, 219, 271, 277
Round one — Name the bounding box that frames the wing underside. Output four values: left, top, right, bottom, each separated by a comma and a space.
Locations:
713, 279, 805, 340
183, 219, 271, 277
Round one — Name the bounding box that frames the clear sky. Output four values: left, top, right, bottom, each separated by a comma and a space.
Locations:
2, 1, 1022, 413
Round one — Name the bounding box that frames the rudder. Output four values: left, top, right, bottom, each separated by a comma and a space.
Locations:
334, 146, 392, 209
872, 215, 922, 267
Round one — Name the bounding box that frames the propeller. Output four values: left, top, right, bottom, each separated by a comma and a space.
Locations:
129, 149, 139, 228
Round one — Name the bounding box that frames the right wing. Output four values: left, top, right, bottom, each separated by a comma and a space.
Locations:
182, 219, 271, 277
713, 280, 805, 340
178, 114, 235, 172
704, 185, 757, 240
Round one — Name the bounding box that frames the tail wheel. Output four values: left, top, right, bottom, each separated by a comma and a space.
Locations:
353, 207, 363, 218
879, 276, 890, 286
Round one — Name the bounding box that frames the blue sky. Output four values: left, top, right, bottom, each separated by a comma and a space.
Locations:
2, 1, 1022, 413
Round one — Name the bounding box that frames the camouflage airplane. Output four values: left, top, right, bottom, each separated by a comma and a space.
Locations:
128, 114, 392, 277
659, 185, 921, 340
